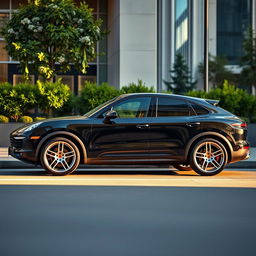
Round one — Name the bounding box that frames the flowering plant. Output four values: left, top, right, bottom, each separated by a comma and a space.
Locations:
2, 0, 104, 80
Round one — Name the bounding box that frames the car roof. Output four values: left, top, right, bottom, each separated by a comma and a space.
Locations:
120, 93, 207, 103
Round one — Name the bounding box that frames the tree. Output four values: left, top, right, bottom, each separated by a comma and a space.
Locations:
164, 53, 196, 94
198, 54, 236, 87
240, 28, 256, 92
2, 0, 104, 80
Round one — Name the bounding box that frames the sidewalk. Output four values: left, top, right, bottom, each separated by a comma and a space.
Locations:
1, 147, 255, 169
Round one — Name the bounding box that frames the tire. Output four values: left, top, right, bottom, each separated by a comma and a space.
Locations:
189, 138, 228, 176
173, 164, 193, 171
40, 137, 80, 176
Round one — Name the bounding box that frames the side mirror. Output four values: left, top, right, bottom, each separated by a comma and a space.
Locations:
104, 110, 118, 121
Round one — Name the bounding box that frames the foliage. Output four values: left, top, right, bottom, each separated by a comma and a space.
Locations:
78, 81, 120, 113
0, 115, 9, 123
120, 80, 155, 94
0, 83, 37, 121
164, 53, 196, 94
19, 115, 33, 123
34, 117, 46, 121
240, 28, 256, 89
36, 79, 71, 115
198, 54, 236, 87
2, 0, 104, 80
186, 80, 256, 122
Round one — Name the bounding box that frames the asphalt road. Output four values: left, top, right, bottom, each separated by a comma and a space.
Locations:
0, 169, 256, 256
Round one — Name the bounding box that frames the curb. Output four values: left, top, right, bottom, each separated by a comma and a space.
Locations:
0, 160, 255, 170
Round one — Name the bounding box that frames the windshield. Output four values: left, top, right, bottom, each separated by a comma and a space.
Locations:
83, 96, 120, 117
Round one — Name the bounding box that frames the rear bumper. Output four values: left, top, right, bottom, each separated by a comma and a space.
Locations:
230, 146, 250, 163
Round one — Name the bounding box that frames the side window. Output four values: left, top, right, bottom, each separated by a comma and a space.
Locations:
190, 103, 209, 115
112, 97, 151, 118
157, 97, 190, 117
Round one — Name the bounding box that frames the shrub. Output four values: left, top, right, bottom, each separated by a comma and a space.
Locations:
78, 81, 119, 113
0, 115, 9, 123
186, 80, 256, 122
36, 79, 71, 116
0, 82, 37, 121
120, 80, 155, 94
19, 115, 33, 123
34, 117, 46, 122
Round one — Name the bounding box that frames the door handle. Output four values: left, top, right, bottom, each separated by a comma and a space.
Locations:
136, 124, 150, 129
186, 122, 200, 127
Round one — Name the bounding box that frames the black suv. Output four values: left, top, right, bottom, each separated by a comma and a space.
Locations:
9, 93, 249, 176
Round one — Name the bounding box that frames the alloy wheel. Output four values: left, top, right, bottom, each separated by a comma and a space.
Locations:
190, 139, 227, 175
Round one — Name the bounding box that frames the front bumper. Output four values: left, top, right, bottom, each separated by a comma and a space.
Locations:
9, 134, 37, 164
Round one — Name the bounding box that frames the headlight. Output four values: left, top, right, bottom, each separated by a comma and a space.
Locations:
20, 122, 43, 133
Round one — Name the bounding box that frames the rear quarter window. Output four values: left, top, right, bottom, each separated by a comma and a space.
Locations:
190, 103, 209, 115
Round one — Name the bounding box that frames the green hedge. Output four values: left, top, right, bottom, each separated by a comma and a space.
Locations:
19, 116, 33, 123
186, 80, 256, 122
0, 115, 9, 123
0, 80, 71, 121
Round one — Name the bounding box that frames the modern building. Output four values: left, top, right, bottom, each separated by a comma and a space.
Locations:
0, 0, 255, 93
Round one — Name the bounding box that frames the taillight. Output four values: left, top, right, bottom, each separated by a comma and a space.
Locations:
231, 122, 247, 128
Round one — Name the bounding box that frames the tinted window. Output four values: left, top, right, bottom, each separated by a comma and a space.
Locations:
157, 97, 190, 117
112, 97, 151, 118
191, 103, 209, 115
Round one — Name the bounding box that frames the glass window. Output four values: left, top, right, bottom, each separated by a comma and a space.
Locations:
217, 0, 252, 65
175, 0, 189, 61
0, 2, 9, 9
0, 13, 9, 38
12, 0, 28, 9
157, 97, 190, 117
113, 97, 151, 118
190, 103, 209, 115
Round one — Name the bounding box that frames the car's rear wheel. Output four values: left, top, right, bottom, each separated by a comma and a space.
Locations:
40, 137, 80, 176
172, 164, 193, 171
190, 138, 228, 176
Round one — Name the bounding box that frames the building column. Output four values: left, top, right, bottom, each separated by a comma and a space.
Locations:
108, 0, 157, 90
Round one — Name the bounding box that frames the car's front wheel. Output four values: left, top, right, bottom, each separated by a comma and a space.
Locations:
190, 138, 228, 176
40, 137, 80, 176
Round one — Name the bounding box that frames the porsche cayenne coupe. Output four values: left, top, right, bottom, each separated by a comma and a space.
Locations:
9, 93, 249, 176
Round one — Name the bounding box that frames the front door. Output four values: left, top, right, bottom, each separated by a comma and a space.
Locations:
88, 96, 153, 164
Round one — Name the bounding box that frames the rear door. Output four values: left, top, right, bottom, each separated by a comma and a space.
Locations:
148, 96, 199, 162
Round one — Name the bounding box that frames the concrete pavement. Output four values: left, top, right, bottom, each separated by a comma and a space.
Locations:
1, 147, 256, 169
0, 169, 256, 188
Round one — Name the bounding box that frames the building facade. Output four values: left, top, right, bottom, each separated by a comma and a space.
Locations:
0, 0, 255, 92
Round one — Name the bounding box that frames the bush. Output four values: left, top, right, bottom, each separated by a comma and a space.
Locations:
36, 79, 71, 115
120, 80, 155, 94
0, 82, 37, 121
186, 80, 256, 122
0, 115, 9, 123
19, 116, 33, 123
78, 81, 119, 113
34, 117, 46, 122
